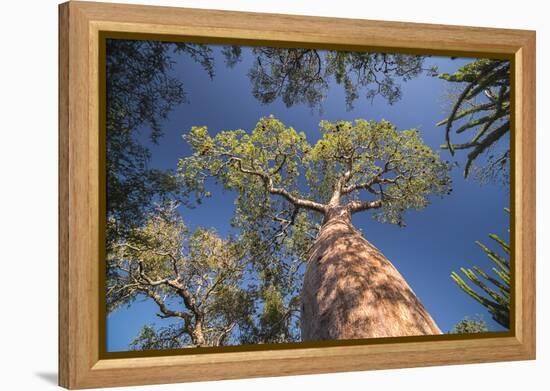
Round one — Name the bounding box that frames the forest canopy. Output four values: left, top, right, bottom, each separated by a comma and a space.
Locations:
105, 41, 511, 350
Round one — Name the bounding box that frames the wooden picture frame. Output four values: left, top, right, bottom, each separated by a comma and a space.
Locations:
59, 1, 536, 388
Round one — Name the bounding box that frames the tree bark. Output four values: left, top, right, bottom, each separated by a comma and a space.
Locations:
192, 319, 206, 347
301, 207, 442, 340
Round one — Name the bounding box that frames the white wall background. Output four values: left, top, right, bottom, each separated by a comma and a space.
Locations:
0, 0, 546, 389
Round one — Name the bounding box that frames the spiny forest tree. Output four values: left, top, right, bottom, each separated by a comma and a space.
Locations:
248, 48, 436, 111
449, 316, 489, 334
450, 213, 510, 328
437, 59, 510, 183
179, 115, 451, 340
107, 203, 256, 348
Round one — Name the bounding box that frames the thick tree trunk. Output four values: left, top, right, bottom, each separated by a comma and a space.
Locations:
301, 206, 442, 341
192, 319, 206, 347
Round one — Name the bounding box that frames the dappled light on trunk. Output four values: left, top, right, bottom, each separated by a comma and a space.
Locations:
301, 209, 442, 340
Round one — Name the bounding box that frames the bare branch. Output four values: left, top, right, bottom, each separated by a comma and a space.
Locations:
215, 322, 237, 346
348, 199, 383, 213
201, 271, 228, 304
271, 154, 287, 175
134, 260, 202, 319
138, 286, 192, 322
230, 157, 327, 212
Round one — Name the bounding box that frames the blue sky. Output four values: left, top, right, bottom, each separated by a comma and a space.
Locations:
107, 44, 510, 352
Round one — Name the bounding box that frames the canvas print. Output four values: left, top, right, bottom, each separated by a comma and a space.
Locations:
104, 38, 511, 352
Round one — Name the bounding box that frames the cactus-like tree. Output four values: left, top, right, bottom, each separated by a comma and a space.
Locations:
437, 59, 510, 182
450, 212, 510, 328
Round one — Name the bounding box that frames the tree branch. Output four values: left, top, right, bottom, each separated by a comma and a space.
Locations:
348, 199, 383, 213
135, 260, 202, 320
215, 322, 237, 346
138, 286, 192, 322
230, 157, 326, 212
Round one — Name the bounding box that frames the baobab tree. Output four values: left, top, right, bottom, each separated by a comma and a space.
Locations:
179, 116, 451, 340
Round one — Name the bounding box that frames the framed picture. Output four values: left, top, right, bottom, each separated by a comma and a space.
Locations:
59, 1, 536, 389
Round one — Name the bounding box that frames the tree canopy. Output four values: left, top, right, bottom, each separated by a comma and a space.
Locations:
437, 59, 510, 182
248, 48, 435, 110
106, 39, 218, 248
105, 42, 437, 249
175, 116, 452, 345
105, 41, 440, 252
107, 202, 257, 348
449, 316, 489, 334
179, 116, 451, 228
104, 40, 509, 349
